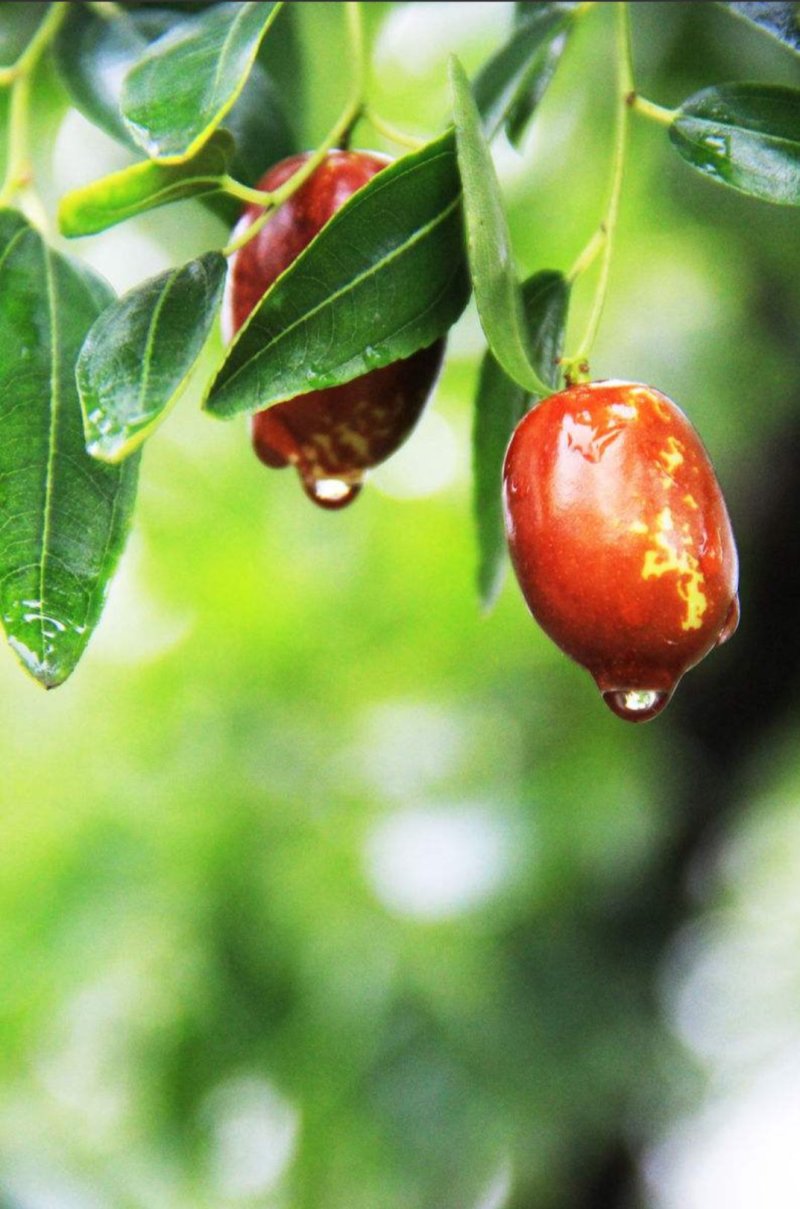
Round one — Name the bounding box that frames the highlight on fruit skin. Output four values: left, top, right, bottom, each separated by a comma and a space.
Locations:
224, 149, 445, 509
502, 379, 740, 722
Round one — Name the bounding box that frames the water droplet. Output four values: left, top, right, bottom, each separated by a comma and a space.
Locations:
300, 471, 363, 510
702, 133, 728, 154
715, 594, 740, 647
601, 688, 671, 723
363, 345, 386, 370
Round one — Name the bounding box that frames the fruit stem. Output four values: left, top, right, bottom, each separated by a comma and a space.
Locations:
363, 107, 424, 151
566, 223, 607, 284
0, 2, 66, 219
630, 94, 677, 127
221, 1, 367, 257
561, 1, 633, 382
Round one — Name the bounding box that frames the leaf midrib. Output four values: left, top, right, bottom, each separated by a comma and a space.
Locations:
136, 266, 182, 420
40, 240, 60, 659
208, 3, 256, 111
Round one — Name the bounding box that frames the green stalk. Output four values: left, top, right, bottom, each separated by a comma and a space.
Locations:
631, 94, 677, 127
222, 1, 367, 257
562, 1, 634, 383
363, 108, 424, 151
0, 3, 67, 216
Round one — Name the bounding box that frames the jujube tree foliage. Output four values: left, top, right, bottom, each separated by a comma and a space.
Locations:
0, 0, 797, 714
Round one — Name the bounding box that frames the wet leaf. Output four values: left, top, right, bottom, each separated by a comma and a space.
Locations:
205, 131, 469, 419
59, 130, 234, 237
0, 210, 139, 688
450, 55, 550, 397
670, 84, 800, 205
473, 271, 569, 609
121, 1, 282, 161
77, 252, 227, 463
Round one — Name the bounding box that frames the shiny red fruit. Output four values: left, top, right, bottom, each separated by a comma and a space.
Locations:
226, 150, 444, 508
503, 380, 739, 722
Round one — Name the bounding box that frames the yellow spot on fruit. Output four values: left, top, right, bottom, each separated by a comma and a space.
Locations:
683, 493, 698, 510
338, 427, 370, 457
629, 520, 648, 535
659, 436, 685, 477
641, 507, 707, 631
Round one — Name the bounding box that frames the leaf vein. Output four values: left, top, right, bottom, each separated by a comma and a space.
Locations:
136, 266, 183, 418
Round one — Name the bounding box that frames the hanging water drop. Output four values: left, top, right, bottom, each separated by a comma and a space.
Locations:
301, 472, 364, 510
601, 688, 671, 724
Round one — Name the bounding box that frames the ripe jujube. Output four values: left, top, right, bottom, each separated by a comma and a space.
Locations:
503, 380, 739, 722
225, 150, 444, 508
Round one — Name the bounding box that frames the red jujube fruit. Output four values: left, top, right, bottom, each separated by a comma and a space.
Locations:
503, 380, 739, 722
225, 149, 444, 508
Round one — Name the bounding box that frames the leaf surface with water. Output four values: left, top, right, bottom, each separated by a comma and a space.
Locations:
0, 210, 139, 687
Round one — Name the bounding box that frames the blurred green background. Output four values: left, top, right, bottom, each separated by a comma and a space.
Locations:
1, 3, 800, 1206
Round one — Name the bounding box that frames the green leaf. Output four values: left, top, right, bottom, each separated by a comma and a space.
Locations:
0, 211, 139, 688
721, 2, 800, 54
54, 3, 156, 146
0, 2, 48, 68
77, 252, 227, 463
121, 1, 282, 161
473, 3, 575, 145
670, 84, 800, 205
450, 55, 550, 397
473, 271, 569, 609
59, 130, 234, 237
205, 131, 470, 420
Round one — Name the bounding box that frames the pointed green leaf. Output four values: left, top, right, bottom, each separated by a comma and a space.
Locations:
473, 271, 569, 609
205, 132, 470, 420
59, 130, 234, 237
121, 1, 282, 162
473, 3, 575, 144
77, 252, 227, 463
721, 2, 800, 54
0, 211, 139, 688
670, 84, 800, 205
450, 55, 550, 397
